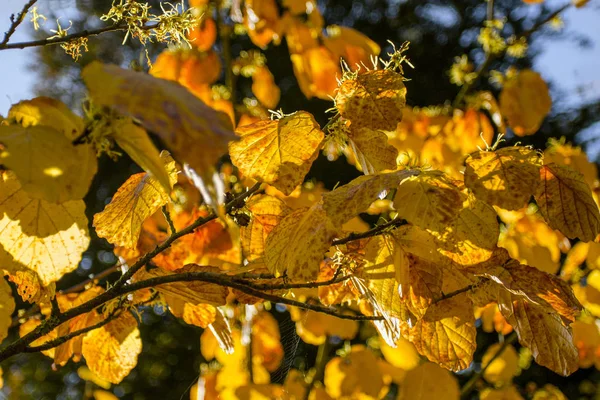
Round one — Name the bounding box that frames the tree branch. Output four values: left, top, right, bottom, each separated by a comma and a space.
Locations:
332, 218, 407, 246
1, 0, 37, 47
0, 21, 159, 50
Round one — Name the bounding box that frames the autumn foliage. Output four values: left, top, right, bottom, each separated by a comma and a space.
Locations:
0, 0, 598, 398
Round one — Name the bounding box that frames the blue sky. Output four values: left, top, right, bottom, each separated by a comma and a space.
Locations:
1, 0, 599, 138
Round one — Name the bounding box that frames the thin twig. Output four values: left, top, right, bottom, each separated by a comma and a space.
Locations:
1, 0, 38, 46
162, 205, 177, 234
332, 218, 407, 246
0, 21, 159, 50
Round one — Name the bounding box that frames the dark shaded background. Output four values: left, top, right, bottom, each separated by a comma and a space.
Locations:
1, 0, 600, 399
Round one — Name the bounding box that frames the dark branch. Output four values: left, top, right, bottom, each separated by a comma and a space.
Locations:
332, 218, 407, 246
1, 0, 37, 46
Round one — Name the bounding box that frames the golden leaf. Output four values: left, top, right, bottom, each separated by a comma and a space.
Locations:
345, 126, 399, 174
233, 384, 287, 400
111, 119, 172, 194
397, 362, 459, 400
93, 153, 177, 249
264, 202, 337, 281
470, 259, 581, 321
188, 17, 217, 51
0, 125, 89, 203
241, 194, 291, 261
252, 66, 280, 109
408, 314, 476, 371
0, 278, 16, 343
323, 345, 385, 399
480, 385, 524, 400
571, 320, 600, 368
464, 146, 542, 210
393, 172, 463, 233
544, 141, 599, 190
335, 69, 407, 131
379, 337, 420, 371
442, 108, 494, 155
499, 69, 551, 136
482, 343, 520, 384
291, 46, 341, 100
498, 293, 578, 376
322, 169, 418, 227
82, 312, 142, 384
82, 61, 236, 174
0, 171, 89, 285
136, 264, 228, 306
535, 163, 600, 241
252, 311, 284, 372
4, 265, 54, 304
323, 25, 380, 70
165, 298, 216, 328
8, 96, 83, 139
229, 111, 324, 195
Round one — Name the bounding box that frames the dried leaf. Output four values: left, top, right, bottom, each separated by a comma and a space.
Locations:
535, 163, 600, 241
229, 111, 324, 195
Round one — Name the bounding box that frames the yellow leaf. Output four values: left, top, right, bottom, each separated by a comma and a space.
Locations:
344, 126, 398, 174
408, 314, 476, 371
82, 61, 236, 174
93, 152, 177, 249
468, 259, 581, 321
82, 312, 142, 384
264, 202, 337, 281
544, 141, 599, 190
442, 108, 494, 155
464, 146, 542, 210
322, 169, 418, 227
233, 384, 287, 400
136, 264, 229, 306
379, 337, 420, 371
289, 308, 358, 345
394, 172, 463, 233
111, 119, 172, 194
397, 362, 459, 400
0, 278, 16, 343
0, 125, 90, 203
290, 46, 341, 100
324, 345, 385, 399
92, 390, 119, 400
251, 66, 280, 109
0, 171, 89, 285
482, 343, 520, 384
499, 69, 551, 136
532, 384, 568, 400
498, 292, 578, 376
8, 96, 84, 140
335, 69, 407, 131
78, 366, 112, 389
535, 163, 600, 241
240, 194, 291, 261
571, 319, 600, 368
229, 111, 324, 195
480, 386, 524, 400
166, 298, 217, 328
3, 265, 54, 304
323, 25, 380, 70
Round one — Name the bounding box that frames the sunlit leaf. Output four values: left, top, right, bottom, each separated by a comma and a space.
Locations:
482, 343, 520, 384
464, 146, 542, 210
93, 152, 177, 249
335, 69, 406, 131
535, 163, 600, 241
0, 278, 15, 344
82, 61, 236, 174
229, 111, 324, 195
82, 312, 142, 384
0, 171, 89, 285
397, 362, 459, 400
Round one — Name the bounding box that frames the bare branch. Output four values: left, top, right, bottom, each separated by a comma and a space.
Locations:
332, 218, 407, 246
1, 0, 38, 47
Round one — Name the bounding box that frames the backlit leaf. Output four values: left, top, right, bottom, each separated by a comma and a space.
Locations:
264, 202, 337, 280
93, 152, 177, 249
82, 61, 236, 174
240, 194, 291, 261
499, 69, 551, 136
0, 125, 88, 203
82, 312, 142, 384
8, 96, 84, 139
482, 343, 520, 384
498, 292, 578, 376
397, 362, 459, 400
111, 119, 172, 194
535, 163, 600, 241
335, 69, 407, 131
0, 171, 89, 285
0, 278, 15, 344
229, 111, 324, 195
464, 146, 542, 210
323, 345, 384, 399
345, 126, 399, 174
